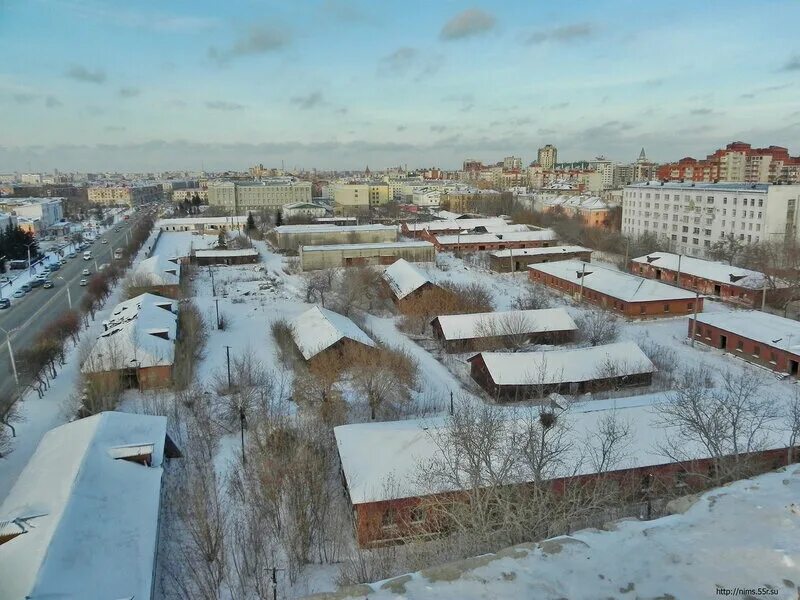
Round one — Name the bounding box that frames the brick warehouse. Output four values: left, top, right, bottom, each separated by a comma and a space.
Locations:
688, 310, 800, 377
631, 252, 783, 308
425, 228, 558, 252
529, 260, 702, 318
489, 245, 592, 273
334, 411, 798, 547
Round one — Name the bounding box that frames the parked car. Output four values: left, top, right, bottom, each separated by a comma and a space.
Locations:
0, 298, 10, 309
0, 275, 10, 284
43, 280, 54, 289
29, 278, 44, 288
12, 290, 24, 298
79, 278, 88, 286
82, 268, 90, 276
101, 238, 109, 244
68, 251, 77, 258
20, 283, 31, 293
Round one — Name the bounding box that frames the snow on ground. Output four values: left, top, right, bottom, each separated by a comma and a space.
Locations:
310, 467, 800, 600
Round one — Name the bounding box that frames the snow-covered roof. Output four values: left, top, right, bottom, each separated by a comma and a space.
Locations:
627, 181, 771, 192
540, 194, 609, 211
435, 229, 557, 245
300, 241, 433, 252
275, 224, 396, 235
283, 201, 327, 210
632, 252, 774, 289
156, 215, 247, 227
693, 310, 800, 354
102, 292, 177, 330
315, 468, 800, 600
433, 308, 577, 341
334, 386, 790, 505
133, 255, 181, 286
471, 341, 654, 386
529, 260, 697, 302
83, 297, 178, 372
194, 248, 259, 258
382, 259, 434, 300
491, 245, 592, 258
0, 412, 168, 600
404, 217, 508, 232
290, 306, 376, 360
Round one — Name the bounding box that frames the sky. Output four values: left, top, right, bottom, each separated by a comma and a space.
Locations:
1, 0, 799, 172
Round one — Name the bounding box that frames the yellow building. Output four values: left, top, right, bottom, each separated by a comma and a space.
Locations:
333, 183, 390, 216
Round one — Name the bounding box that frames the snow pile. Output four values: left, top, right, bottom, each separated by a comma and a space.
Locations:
133, 254, 181, 286
307, 467, 800, 599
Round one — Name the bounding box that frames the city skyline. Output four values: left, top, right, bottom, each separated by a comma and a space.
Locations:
2, 0, 800, 171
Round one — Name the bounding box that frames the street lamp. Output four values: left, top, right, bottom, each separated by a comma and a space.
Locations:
0, 254, 6, 300
24, 242, 36, 276
56, 276, 72, 309
0, 325, 19, 387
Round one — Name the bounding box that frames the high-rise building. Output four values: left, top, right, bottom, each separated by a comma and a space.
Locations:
622, 181, 800, 257
207, 178, 312, 213
537, 145, 558, 169
503, 156, 522, 171
657, 142, 800, 184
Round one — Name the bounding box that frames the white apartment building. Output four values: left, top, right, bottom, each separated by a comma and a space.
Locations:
0, 197, 64, 229
622, 181, 800, 257
207, 179, 312, 212
588, 157, 615, 189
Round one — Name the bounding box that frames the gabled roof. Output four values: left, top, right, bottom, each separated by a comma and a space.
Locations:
0, 412, 169, 600
103, 292, 177, 330
490, 245, 592, 258
83, 298, 178, 372
133, 255, 181, 286
693, 310, 800, 353
435, 229, 557, 245
275, 224, 395, 235
283, 202, 327, 210
529, 260, 697, 302
632, 252, 775, 289
469, 341, 655, 386
433, 308, 577, 341
382, 259, 434, 300
290, 306, 376, 360
403, 217, 508, 232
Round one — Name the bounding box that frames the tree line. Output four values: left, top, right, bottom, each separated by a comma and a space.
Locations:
0, 223, 40, 271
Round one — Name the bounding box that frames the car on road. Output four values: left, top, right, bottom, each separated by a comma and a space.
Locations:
83, 251, 92, 260
82, 268, 90, 276
21, 283, 32, 292
0, 298, 10, 309
29, 278, 44, 288
79, 278, 88, 286
12, 290, 24, 299
68, 251, 77, 258
43, 280, 54, 289
101, 238, 108, 244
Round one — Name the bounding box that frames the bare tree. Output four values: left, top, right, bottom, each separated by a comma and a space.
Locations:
656, 365, 780, 486
347, 343, 418, 421
512, 282, 551, 311
585, 410, 633, 473
576, 309, 620, 347
473, 312, 535, 351
787, 388, 800, 465
303, 269, 338, 307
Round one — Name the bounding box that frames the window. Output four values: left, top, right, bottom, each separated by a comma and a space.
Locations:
736, 340, 743, 352
382, 508, 398, 529
753, 345, 760, 358
692, 238, 699, 245
663, 304, 670, 313
770, 352, 777, 364
688, 302, 694, 310
639, 305, 646, 314
681, 236, 688, 242
758, 198, 763, 207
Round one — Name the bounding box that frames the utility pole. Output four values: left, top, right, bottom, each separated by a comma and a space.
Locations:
224, 345, 232, 390
761, 278, 768, 311
56, 276, 71, 309
509, 247, 514, 273
0, 255, 6, 300
690, 291, 700, 347
209, 265, 216, 296
25, 242, 35, 276
215, 298, 221, 329
578, 262, 586, 300
1, 326, 19, 387
239, 402, 246, 466
676, 253, 682, 287
449, 390, 454, 416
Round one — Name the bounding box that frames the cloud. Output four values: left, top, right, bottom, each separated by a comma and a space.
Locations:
119, 87, 140, 98
206, 101, 246, 111
690, 108, 714, 115
739, 83, 792, 99
12, 93, 36, 104
335, 107, 348, 115
66, 65, 107, 84
45, 95, 62, 108
396, 125, 407, 132
549, 101, 569, 110
290, 91, 324, 110
783, 55, 800, 71
430, 125, 447, 133
524, 22, 595, 45
378, 46, 441, 79
320, 0, 369, 22
440, 9, 496, 41
104, 126, 126, 132
209, 24, 290, 63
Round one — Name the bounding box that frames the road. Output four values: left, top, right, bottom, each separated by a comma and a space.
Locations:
0, 219, 135, 412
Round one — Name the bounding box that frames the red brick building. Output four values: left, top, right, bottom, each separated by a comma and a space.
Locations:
631, 252, 782, 308
335, 413, 797, 547
489, 245, 592, 273
529, 260, 702, 318
688, 310, 800, 377
426, 228, 558, 252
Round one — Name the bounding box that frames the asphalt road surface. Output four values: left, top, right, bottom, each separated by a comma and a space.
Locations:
0, 219, 135, 413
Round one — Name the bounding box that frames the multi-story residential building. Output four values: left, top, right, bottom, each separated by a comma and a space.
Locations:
613, 149, 659, 187
657, 142, 800, 184
622, 181, 800, 256
20, 173, 43, 185
87, 183, 162, 206
503, 156, 522, 171
0, 197, 64, 229
537, 145, 558, 169
588, 156, 615, 189
0, 212, 18, 232
207, 178, 312, 213
332, 182, 390, 216
171, 187, 209, 203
